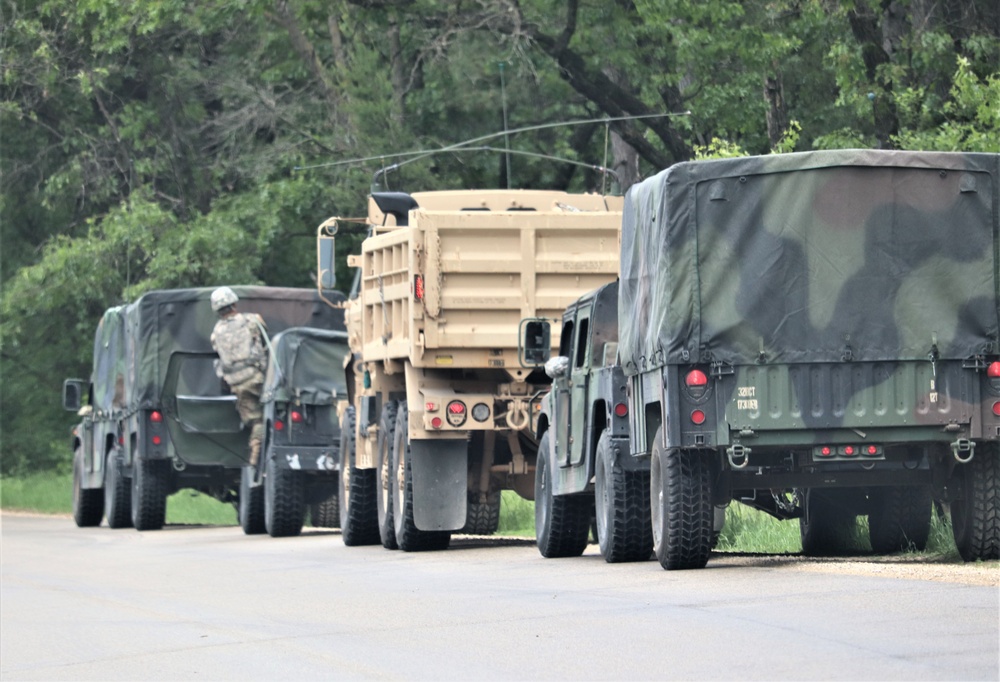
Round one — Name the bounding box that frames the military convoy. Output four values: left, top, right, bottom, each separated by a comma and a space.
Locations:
65, 286, 344, 531
526, 149, 1000, 568
319, 189, 622, 551
65, 150, 999, 570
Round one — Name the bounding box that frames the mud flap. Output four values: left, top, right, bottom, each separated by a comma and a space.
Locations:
410, 439, 467, 531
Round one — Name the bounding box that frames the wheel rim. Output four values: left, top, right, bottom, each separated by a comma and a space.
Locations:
535, 443, 549, 539
595, 449, 610, 551
392, 421, 405, 533
650, 448, 663, 552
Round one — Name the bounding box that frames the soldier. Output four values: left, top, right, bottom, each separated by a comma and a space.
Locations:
210, 287, 269, 466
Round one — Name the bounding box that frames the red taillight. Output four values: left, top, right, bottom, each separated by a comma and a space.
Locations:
690, 409, 706, 425
150, 411, 163, 423
685, 370, 708, 387
844, 445, 855, 456
274, 420, 285, 431
448, 402, 466, 415
867, 445, 878, 455
988, 362, 1000, 378
820, 446, 832, 456
414, 275, 425, 301
614, 402, 628, 418
290, 411, 303, 424
431, 417, 443, 429
993, 401, 1000, 416
152, 435, 162, 445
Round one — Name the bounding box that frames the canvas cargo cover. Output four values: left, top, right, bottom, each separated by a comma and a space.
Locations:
619, 150, 1000, 375
91, 305, 127, 414
125, 286, 346, 407
261, 327, 349, 405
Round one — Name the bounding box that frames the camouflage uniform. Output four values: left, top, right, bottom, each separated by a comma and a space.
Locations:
211, 312, 268, 465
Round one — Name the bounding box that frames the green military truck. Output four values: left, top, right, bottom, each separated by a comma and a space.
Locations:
64, 286, 345, 531
239, 327, 351, 537
611, 149, 999, 569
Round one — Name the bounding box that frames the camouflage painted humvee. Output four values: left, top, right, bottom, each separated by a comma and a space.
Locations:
615, 150, 1000, 569
238, 327, 351, 538
64, 286, 345, 531
529, 280, 726, 563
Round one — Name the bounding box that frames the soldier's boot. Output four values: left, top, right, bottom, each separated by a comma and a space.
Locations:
249, 438, 262, 467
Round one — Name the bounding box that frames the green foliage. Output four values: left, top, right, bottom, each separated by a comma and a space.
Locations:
4, 0, 999, 475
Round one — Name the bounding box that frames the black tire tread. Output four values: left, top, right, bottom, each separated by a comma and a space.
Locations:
596, 431, 652, 563
131, 458, 169, 531
868, 485, 931, 554
951, 451, 1000, 561
799, 489, 860, 557
265, 456, 305, 537
73, 449, 104, 528
460, 492, 502, 535
104, 450, 133, 529
339, 407, 380, 546
310, 493, 340, 528
394, 403, 451, 551
239, 465, 265, 535
377, 402, 399, 550
653, 443, 713, 570
535, 432, 591, 558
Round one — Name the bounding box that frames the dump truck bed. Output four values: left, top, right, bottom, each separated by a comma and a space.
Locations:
358, 191, 622, 372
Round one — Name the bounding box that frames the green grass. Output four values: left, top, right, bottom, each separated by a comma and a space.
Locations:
1, 473, 237, 525
0, 474, 969, 559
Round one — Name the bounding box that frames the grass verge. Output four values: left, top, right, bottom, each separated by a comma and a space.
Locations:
0, 473, 967, 559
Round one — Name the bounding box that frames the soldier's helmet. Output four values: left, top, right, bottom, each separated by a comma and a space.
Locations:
210, 286, 239, 312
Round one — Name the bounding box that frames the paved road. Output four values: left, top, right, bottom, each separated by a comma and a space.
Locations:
2, 514, 997, 681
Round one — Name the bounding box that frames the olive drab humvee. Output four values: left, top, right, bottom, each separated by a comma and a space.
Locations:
238, 327, 351, 538
319, 189, 622, 551
614, 149, 1000, 569
64, 287, 345, 531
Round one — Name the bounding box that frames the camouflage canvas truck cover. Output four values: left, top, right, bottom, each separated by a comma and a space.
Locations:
619, 149, 1000, 569
65, 286, 345, 531
64, 306, 129, 527
325, 189, 622, 551
238, 327, 350, 537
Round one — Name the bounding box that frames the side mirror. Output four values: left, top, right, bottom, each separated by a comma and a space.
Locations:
519, 318, 551, 367
63, 379, 87, 412
317, 218, 338, 291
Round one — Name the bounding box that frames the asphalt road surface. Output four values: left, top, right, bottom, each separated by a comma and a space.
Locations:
2, 514, 997, 681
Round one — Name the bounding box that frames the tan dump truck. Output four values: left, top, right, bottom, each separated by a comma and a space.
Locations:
318, 189, 622, 551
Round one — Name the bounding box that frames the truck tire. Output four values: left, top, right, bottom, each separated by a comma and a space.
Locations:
461, 492, 502, 535
238, 465, 265, 535
339, 407, 380, 546
868, 485, 931, 554
131, 458, 169, 531
651, 435, 714, 570
72, 447, 104, 528
103, 450, 133, 529
798, 488, 858, 556
595, 430, 652, 563
951, 448, 1000, 561
264, 453, 305, 537
376, 402, 399, 550
535, 431, 591, 558
392, 403, 451, 551
310, 491, 340, 528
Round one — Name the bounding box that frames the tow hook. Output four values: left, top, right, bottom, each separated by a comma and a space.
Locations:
951, 438, 975, 464
727, 444, 751, 469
